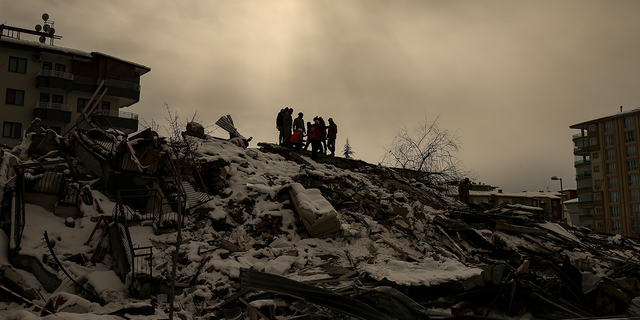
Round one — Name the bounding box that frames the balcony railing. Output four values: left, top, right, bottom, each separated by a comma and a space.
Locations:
574, 146, 590, 153
575, 159, 591, 165
95, 109, 138, 120
577, 186, 593, 192
576, 172, 592, 178
577, 200, 594, 206
35, 102, 72, 112
74, 76, 140, 91
573, 132, 587, 139
579, 213, 594, 219
38, 69, 74, 80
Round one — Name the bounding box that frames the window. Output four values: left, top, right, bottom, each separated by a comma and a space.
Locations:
39, 93, 50, 108
590, 138, 598, 146
589, 124, 597, 132
101, 101, 111, 115
552, 200, 558, 206
609, 177, 618, 188
43, 62, 52, 71
77, 98, 89, 112
629, 160, 638, 171
5, 89, 25, 106
592, 165, 600, 173
605, 135, 615, 146
632, 189, 640, 201
626, 131, 636, 143
594, 193, 601, 201
610, 192, 619, 203
594, 179, 602, 189
631, 175, 640, 186
608, 163, 617, 174
628, 146, 637, 157
634, 220, 640, 232
592, 152, 599, 159
9, 57, 27, 73
595, 207, 603, 215
2, 122, 22, 139
596, 221, 603, 229
611, 206, 621, 216
632, 205, 640, 216
607, 149, 616, 160
625, 117, 635, 128
52, 95, 63, 110
605, 121, 614, 132
55, 64, 66, 72
612, 220, 622, 231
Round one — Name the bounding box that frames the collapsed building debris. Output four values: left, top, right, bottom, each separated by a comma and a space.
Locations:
3, 117, 640, 319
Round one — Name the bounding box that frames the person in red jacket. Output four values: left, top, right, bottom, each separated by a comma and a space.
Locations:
308, 119, 322, 161
290, 128, 304, 150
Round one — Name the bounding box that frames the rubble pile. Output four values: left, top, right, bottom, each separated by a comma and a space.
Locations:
1, 125, 640, 319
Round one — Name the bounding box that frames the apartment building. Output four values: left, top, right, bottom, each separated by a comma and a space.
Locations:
0, 23, 150, 146
570, 108, 640, 236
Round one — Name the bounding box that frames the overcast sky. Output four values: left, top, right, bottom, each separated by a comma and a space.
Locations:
4, 0, 640, 193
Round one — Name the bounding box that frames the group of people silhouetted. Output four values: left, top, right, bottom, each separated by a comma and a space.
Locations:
276, 107, 338, 161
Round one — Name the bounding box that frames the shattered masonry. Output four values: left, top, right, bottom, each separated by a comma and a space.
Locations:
2, 121, 640, 319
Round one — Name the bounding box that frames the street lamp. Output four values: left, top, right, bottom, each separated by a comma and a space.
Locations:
551, 176, 564, 222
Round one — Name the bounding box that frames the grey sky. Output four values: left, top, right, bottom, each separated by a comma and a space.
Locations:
4, 0, 640, 193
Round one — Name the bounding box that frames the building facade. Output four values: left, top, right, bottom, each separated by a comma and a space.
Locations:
570, 108, 640, 236
0, 24, 150, 146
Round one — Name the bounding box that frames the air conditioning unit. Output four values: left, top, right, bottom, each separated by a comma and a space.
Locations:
32, 53, 42, 62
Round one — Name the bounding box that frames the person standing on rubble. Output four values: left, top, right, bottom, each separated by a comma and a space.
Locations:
276, 108, 286, 146
327, 118, 338, 156
308, 119, 322, 161
318, 116, 328, 154
458, 177, 471, 205
304, 121, 312, 151
294, 112, 305, 134
283, 108, 293, 148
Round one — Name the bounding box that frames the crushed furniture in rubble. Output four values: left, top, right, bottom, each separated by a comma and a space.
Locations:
287, 183, 341, 238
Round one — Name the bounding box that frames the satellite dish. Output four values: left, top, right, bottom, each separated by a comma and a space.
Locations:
35, 24, 42, 32
48, 28, 55, 35
39, 35, 46, 43
42, 13, 49, 21
43, 24, 50, 32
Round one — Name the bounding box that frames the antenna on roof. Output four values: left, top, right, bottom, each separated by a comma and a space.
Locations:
34, 13, 58, 45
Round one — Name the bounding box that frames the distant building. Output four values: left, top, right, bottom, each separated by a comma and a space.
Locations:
0, 22, 150, 146
452, 182, 570, 221
570, 108, 640, 236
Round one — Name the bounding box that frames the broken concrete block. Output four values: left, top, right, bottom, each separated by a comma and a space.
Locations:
392, 207, 409, 217
220, 239, 241, 253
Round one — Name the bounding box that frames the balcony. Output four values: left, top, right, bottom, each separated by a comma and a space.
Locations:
74, 76, 141, 101
577, 186, 593, 192
576, 172, 592, 178
33, 102, 72, 123
92, 109, 138, 133
579, 213, 594, 219
573, 146, 590, 154
574, 159, 591, 166
573, 132, 587, 140
36, 69, 74, 91
577, 200, 593, 206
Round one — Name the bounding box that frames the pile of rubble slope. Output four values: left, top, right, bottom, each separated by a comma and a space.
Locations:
2, 123, 640, 320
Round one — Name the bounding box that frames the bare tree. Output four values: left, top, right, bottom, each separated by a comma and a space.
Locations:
382, 115, 469, 186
